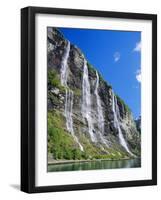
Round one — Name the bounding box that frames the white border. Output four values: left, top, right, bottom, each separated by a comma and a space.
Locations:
35, 14, 152, 186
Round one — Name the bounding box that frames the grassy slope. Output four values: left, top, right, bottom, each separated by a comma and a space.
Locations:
48, 109, 130, 161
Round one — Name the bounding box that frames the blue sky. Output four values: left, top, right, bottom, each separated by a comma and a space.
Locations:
59, 28, 141, 118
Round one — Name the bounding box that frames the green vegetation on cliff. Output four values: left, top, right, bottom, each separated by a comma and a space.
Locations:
116, 94, 131, 114
48, 69, 65, 92
48, 109, 131, 160
48, 111, 83, 160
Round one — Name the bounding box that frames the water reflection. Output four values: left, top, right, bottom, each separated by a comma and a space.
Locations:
48, 158, 141, 172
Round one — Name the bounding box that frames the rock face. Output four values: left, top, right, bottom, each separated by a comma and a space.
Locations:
47, 27, 141, 160
135, 116, 141, 134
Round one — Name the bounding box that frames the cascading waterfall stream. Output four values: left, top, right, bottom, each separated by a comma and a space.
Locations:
60, 41, 84, 151
95, 71, 108, 146
65, 90, 74, 133
112, 91, 134, 156
60, 41, 70, 86
82, 59, 96, 142
65, 90, 84, 151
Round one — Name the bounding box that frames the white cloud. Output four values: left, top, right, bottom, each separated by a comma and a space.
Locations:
114, 52, 120, 62
136, 69, 141, 83
133, 41, 141, 52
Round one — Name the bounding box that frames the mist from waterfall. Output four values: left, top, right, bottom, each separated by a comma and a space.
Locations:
82, 59, 96, 142
112, 92, 133, 155
95, 71, 108, 146
60, 41, 84, 151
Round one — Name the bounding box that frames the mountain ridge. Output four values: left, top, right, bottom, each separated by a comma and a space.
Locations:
47, 27, 141, 161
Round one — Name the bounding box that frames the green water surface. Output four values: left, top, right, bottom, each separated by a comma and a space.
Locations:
48, 158, 141, 172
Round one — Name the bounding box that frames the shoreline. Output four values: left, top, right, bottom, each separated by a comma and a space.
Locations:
48, 157, 139, 165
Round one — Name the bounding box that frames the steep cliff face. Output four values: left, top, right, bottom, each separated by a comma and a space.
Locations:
135, 116, 141, 134
47, 27, 141, 160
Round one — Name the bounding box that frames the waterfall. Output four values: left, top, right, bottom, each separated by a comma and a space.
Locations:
65, 90, 74, 135
60, 41, 84, 151
95, 71, 108, 146
65, 90, 84, 151
60, 41, 70, 86
112, 92, 133, 155
95, 71, 105, 134
82, 59, 96, 142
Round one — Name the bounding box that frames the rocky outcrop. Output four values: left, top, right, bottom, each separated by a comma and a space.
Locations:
135, 116, 141, 134
47, 27, 141, 160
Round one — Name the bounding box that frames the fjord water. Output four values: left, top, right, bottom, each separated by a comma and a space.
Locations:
48, 158, 141, 172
